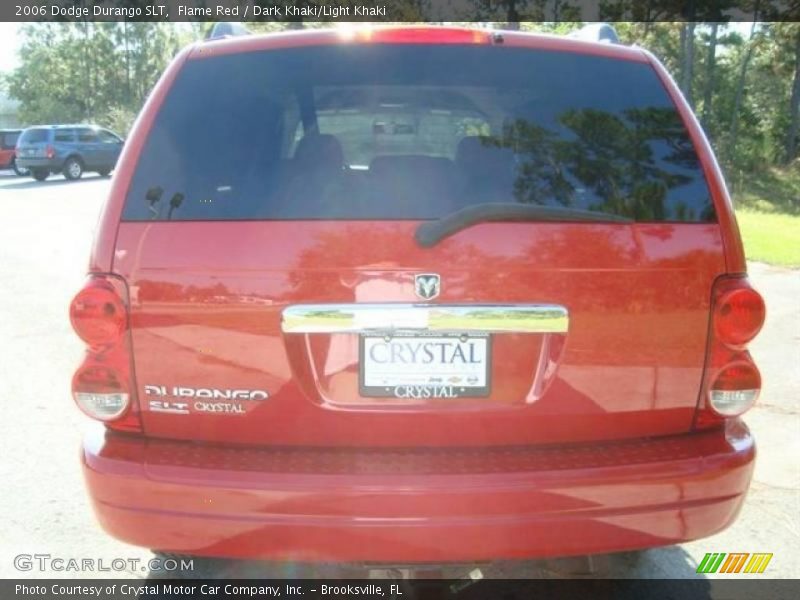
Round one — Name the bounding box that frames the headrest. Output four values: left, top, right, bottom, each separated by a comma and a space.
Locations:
293, 134, 344, 170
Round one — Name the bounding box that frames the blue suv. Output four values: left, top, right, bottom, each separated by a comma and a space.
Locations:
16, 124, 124, 181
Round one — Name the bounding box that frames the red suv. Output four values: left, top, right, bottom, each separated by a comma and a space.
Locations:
70, 27, 765, 567
0, 129, 27, 175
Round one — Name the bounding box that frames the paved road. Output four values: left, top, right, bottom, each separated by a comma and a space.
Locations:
0, 171, 797, 583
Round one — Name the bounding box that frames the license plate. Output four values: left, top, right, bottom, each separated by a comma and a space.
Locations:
359, 333, 491, 398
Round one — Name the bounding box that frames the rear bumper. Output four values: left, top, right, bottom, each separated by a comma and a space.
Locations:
16, 157, 58, 170
82, 421, 755, 563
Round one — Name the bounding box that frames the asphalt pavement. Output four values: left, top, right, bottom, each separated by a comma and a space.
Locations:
0, 170, 797, 583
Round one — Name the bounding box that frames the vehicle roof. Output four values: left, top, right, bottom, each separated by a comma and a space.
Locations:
24, 124, 104, 129
190, 26, 648, 64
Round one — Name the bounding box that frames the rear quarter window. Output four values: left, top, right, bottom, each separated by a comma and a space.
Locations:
122, 45, 715, 223
77, 129, 99, 143
98, 130, 121, 143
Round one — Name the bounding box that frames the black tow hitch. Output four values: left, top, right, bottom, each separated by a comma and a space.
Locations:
365, 565, 485, 599
448, 568, 484, 595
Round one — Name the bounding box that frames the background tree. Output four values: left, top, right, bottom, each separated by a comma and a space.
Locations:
6, 22, 184, 133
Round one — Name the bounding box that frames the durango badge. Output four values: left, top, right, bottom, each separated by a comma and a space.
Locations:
414, 273, 441, 300
144, 385, 269, 416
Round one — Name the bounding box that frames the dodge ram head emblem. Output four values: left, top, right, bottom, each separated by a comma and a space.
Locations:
414, 273, 440, 300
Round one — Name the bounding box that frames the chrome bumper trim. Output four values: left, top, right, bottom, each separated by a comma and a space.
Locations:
281, 304, 569, 334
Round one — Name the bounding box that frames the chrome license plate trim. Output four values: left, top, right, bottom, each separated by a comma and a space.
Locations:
282, 304, 569, 335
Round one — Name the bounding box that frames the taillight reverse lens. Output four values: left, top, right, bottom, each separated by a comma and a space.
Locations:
72, 365, 130, 421
714, 286, 765, 348
708, 360, 761, 416
70, 279, 127, 347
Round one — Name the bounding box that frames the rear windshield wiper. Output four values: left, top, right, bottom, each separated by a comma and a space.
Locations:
415, 202, 634, 248
144, 187, 184, 220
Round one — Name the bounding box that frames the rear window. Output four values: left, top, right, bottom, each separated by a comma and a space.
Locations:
123, 45, 715, 222
19, 128, 50, 144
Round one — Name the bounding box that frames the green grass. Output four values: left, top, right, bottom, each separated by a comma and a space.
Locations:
730, 165, 800, 267
736, 209, 800, 267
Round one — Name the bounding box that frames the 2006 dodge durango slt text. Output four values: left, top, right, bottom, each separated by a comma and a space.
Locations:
70, 26, 766, 564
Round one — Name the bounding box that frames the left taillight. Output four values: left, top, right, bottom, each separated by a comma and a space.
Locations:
695, 275, 765, 430
70, 275, 141, 432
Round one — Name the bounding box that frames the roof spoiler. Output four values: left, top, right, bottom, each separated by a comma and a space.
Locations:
568, 23, 620, 44
205, 22, 251, 41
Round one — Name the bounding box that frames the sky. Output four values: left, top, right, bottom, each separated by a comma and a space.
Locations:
0, 23, 19, 74
0, 22, 756, 77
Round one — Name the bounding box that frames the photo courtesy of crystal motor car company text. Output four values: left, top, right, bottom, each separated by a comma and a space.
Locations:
1, 11, 798, 593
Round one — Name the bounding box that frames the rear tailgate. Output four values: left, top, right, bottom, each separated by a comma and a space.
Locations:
111, 40, 725, 447
15, 127, 50, 159
113, 220, 724, 446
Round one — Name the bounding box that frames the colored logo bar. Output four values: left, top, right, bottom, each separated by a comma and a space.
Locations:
697, 553, 772, 574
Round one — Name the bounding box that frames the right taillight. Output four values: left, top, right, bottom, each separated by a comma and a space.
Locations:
695, 276, 765, 429
69, 275, 141, 432
70, 279, 127, 349
45, 144, 55, 159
